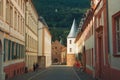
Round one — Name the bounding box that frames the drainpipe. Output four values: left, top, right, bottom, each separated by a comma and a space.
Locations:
106, 0, 109, 54
106, 0, 111, 80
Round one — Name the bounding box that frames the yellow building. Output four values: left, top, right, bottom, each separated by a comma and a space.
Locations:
38, 17, 52, 68
25, 0, 38, 71
0, 0, 26, 79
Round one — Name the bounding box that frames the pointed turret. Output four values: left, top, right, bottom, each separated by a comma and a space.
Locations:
67, 19, 77, 38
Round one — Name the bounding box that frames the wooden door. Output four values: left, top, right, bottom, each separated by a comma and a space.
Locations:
98, 36, 104, 79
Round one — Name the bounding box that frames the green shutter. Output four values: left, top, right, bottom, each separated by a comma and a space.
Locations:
16, 43, 18, 59
18, 44, 20, 59
4, 39, 6, 62
12, 42, 14, 60
8, 40, 10, 60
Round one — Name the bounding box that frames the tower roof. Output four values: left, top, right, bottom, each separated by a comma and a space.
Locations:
67, 19, 77, 38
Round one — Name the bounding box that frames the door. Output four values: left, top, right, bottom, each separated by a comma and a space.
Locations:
98, 36, 104, 79
82, 46, 86, 71
38, 56, 46, 68
95, 32, 104, 80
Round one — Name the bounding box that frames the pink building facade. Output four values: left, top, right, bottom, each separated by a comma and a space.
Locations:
75, 0, 120, 80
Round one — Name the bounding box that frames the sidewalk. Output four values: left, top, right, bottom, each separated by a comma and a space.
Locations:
74, 67, 96, 80
8, 69, 45, 80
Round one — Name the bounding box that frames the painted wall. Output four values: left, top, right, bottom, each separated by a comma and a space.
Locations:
44, 28, 52, 67
38, 21, 43, 56
108, 0, 120, 70
0, 0, 26, 79
25, 0, 38, 71
67, 38, 77, 54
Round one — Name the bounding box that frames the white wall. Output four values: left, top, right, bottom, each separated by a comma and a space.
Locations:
67, 38, 77, 54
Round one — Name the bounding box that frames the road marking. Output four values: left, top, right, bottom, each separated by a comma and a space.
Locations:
27, 69, 48, 80
72, 68, 81, 80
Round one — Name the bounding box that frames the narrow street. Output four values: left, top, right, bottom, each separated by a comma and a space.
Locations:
30, 65, 80, 80
9, 65, 96, 80
10, 65, 81, 80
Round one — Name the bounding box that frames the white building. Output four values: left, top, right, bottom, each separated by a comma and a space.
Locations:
67, 19, 78, 66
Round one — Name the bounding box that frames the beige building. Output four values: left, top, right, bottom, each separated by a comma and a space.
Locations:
38, 17, 52, 68
25, 0, 38, 71
0, 0, 26, 79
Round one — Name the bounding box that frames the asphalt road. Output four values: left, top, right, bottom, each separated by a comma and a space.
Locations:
28, 65, 80, 80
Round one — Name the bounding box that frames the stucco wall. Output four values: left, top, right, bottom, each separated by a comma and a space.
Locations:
38, 22, 43, 56
108, 0, 120, 70
67, 38, 77, 54
44, 28, 52, 67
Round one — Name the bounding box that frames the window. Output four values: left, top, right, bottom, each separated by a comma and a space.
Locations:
12, 42, 14, 59
18, 15, 20, 32
10, 5, 13, 27
8, 40, 11, 60
6, 1, 10, 23
0, 0, 3, 17
14, 10, 17, 30
4, 39, 9, 62
69, 40, 72, 44
70, 48, 72, 52
9, 41, 12, 60
112, 11, 120, 56
116, 17, 120, 53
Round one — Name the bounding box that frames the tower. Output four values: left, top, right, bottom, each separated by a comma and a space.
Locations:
67, 19, 77, 66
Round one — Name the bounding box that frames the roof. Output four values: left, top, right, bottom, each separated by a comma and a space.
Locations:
67, 19, 77, 38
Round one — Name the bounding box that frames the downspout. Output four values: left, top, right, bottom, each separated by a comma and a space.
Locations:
106, 0, 111, 80
106, 0, 109, 54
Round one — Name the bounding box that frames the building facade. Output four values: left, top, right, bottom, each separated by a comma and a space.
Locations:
107, 0, 120, 80
0, 0, 26, 79
51, 40, 65, 64
61, 47, 67, 64
93, 0, 110, 80
25, 0, 38, 71
75, 9, 94, 74
67, 19, 78, 66
75, 0, 120, 80
38, 17, 52, 68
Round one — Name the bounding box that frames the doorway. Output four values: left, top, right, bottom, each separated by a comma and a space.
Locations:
95, 31, 104, 80
98, 35, 104, 79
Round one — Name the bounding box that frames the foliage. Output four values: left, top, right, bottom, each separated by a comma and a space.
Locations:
32, 0, 90, 46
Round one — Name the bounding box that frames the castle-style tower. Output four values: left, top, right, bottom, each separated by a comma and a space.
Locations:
67, 19, 77, 66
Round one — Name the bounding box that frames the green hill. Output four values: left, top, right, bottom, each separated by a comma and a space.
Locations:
32, 0, 90, 46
